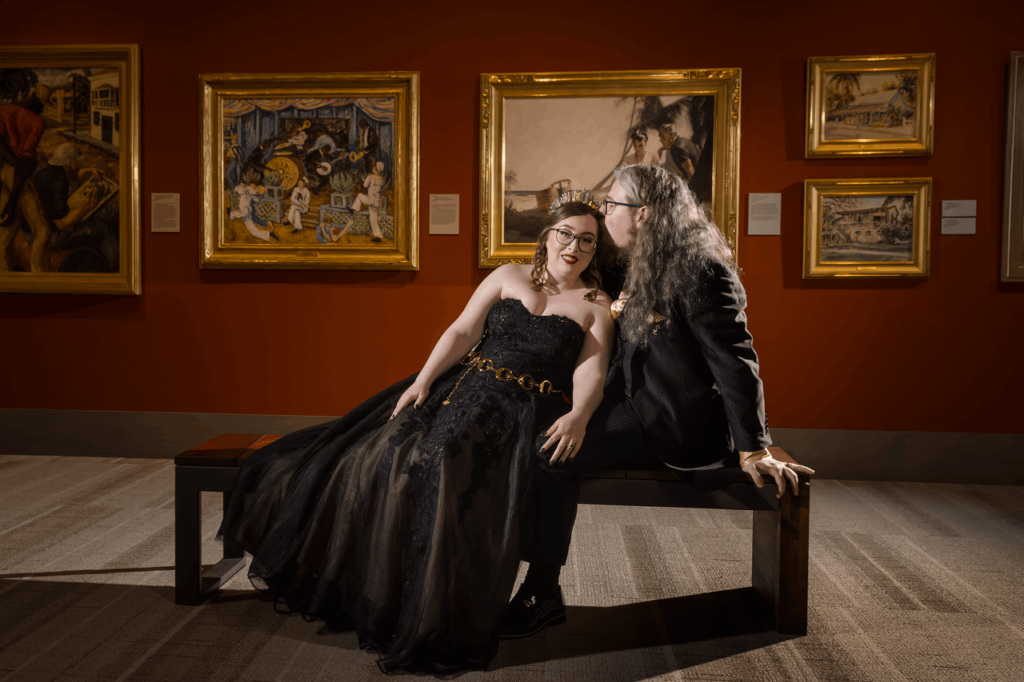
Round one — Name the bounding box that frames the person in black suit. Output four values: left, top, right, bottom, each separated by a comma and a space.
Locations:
500, 163, 814, 638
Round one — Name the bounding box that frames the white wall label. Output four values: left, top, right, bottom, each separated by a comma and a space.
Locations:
941, 200, 976, 234
941, 200, 976, 218
942, 218, 976, 234
748, 193, 781, 235
429, 194, 459, 235
151, 193, 180, 233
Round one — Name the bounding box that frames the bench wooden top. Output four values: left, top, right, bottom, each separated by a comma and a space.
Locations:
175, 433, 282, 467
176, 435, 799, 483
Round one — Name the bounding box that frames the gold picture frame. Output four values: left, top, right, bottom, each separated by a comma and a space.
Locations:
199, 71, 419, 270
0, 44, 140, 294
479, 69, 741, 267
804, 177, 931, 278
806, 53, 935, 158
1002, 51, 1024, 282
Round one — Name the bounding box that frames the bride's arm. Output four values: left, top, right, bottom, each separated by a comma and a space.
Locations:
541, 294, 615, 463
390, 265, 511, 418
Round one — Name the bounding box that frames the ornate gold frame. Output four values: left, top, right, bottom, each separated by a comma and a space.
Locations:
479, 69, 741, 267
1002, 51, 1024, 282
803, 177, 931, 279
806, 53, 935, 158
199, 72, 419, 270
0, 44, 141, 294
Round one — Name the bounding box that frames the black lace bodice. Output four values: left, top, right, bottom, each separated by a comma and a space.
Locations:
463, 297, 585, 400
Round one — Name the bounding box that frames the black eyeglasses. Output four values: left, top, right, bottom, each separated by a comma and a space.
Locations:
553, 228, 598, 253
601, 199, 643, 215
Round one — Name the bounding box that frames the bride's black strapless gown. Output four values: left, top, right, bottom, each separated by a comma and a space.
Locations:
218, 298, 585, 673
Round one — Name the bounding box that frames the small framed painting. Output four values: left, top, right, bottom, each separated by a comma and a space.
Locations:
806, 53, 935, 158
804, 177, 931, 278
199, 71, 419, 270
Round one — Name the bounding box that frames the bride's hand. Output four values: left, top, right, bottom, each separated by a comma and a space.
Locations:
541, 411, 588, 465
391, 382, 429, 420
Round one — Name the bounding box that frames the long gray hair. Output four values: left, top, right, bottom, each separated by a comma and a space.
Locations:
613, 164, 736, 347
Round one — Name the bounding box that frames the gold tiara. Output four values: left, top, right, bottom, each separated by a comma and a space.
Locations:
548, 188, 601, 213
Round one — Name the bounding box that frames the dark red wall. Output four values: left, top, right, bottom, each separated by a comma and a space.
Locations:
3, 0, 1023, 434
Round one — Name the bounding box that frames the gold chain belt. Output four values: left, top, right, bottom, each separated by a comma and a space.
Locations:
443, 351, 570, 405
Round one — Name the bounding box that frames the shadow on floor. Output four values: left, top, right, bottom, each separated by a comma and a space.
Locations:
1, 579, 790, 681
0, 566, 175, 579
492, 587, 790, 678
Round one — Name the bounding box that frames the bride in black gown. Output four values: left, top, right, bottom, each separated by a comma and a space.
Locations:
218, 195, 614, 674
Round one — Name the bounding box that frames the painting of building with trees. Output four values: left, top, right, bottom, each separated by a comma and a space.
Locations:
823, 70, 917, 141
821, 194, 914, 262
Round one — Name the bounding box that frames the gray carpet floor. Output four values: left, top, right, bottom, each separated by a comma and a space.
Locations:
1, 455, 1023, 681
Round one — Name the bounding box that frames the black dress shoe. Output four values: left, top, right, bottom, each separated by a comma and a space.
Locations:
498, 585, 565, 639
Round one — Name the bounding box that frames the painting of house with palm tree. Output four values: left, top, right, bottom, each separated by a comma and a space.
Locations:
823, 71, 917, 141
821, 194, 914, 262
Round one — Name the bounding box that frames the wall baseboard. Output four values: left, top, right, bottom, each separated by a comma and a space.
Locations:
1, 409, 1021, 485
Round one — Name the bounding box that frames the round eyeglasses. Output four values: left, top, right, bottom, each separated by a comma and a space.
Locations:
601, 199, 643, 215
553, 228, 597, 253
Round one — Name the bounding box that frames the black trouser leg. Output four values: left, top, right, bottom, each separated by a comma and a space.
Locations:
520, 398, 651, 567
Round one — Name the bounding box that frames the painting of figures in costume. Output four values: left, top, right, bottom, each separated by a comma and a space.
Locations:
0, 45, 139, 294
803, 177, 931, 279
201, 72, 419, 270
502, 95, 715, 244
806, 54, 935, 158
479, 70, 741, 266
223, 99, 395, 246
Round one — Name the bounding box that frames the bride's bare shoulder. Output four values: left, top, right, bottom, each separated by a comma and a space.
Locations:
493, 263, 534, 284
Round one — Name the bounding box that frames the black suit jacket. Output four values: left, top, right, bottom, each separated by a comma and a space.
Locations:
617, 262, 771, 469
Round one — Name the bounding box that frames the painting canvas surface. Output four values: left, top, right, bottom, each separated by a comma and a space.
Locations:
823, 70, 917, 141
0, 66, 121, 273
221, 97, 396, 247
821, 194, 914, 262
502, 94, 715, 243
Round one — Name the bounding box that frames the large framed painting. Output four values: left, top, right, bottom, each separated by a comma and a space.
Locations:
804, 177, 931, 279
1003, 51, 1024, 282
0, 44, 140, 294
806, 53, 935, 158
200, 72, 419, 270
478, 69, 741, 267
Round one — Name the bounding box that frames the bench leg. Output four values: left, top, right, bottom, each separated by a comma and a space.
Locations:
175, 469, 248, 606
175, 467, 202, 606
751, 477, 810, 635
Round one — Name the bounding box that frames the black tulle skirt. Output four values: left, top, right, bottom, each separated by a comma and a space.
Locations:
218, 365, 570, 674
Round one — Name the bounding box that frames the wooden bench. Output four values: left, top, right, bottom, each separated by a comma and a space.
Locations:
174, 433, 281, 606
175, 436, 809, 635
